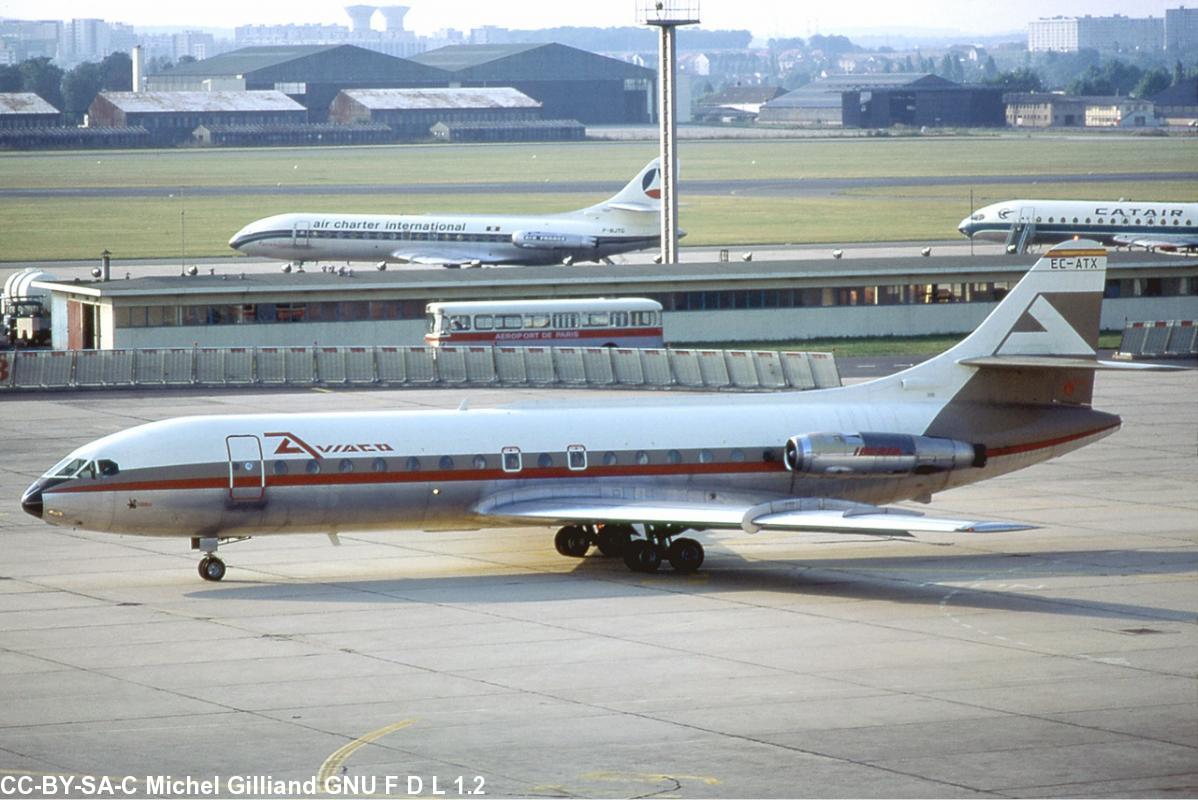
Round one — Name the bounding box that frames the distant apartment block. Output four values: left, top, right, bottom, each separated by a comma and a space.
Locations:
0, 19, 61, 61
1166, 6, 1198, 53
1028, 13, 1164, 53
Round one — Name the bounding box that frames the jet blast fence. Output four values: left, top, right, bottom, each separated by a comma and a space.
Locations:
0, 345, 841, 393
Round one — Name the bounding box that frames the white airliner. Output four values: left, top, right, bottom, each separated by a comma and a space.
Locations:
960, 199, 1198, 252
23, 242, 1155, 582
228, 159, 664, 267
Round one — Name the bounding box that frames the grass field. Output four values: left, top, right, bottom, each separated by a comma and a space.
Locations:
1, 136, 1194, 261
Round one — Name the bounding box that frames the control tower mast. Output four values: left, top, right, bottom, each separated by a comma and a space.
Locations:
638, 1, 699, 265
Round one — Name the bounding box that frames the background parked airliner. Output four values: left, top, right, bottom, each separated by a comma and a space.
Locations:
960, 199, 1198, 252
24, 241, 1159, 582
229, 159, 663, 267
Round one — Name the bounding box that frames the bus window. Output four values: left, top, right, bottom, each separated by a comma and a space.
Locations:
612, 311, 629, 327
498, 314, 522, 330
473, 315, 492, 330
450, 315, 471, 331
553, 312, 579, 329
524, 314, 551, 329
584, 312, 610, 327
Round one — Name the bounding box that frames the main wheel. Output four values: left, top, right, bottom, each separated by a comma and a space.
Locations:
667, 538, 705, 574
554, 525, 590, 558
622, 540, 661, 573
198, 556, 226, 582
596, 524, 634, 557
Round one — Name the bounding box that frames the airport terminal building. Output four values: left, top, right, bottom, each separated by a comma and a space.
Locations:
33, 254, 1198, 350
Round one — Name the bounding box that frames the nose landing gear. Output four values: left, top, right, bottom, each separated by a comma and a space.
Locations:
198, 555, 227, 582
191, 536, 251, 582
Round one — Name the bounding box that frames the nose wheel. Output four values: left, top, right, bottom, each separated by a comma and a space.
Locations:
198, 555, 226, 582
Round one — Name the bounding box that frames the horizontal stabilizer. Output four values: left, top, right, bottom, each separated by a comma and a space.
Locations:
603, 202, 658, 213
960, 355, 1189, 371
479, 495, 1034, 537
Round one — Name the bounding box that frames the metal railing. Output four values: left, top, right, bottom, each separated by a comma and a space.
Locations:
1114, 320, 1198, 360
0, 345, 841, 393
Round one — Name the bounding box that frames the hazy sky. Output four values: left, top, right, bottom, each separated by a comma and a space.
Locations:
0, 1, 1178, 39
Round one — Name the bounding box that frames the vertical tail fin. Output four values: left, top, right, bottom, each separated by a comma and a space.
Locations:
588, 159, 662, 213
866, 240, 1109, 412
893, 241, 1119, 451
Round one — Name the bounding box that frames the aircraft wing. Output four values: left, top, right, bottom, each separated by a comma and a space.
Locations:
477, 495, 1033, 536
1111, 234, 1198, 252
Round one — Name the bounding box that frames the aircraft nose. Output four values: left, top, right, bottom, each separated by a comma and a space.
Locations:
20, 481, 44, 519
229, 229, 249, 251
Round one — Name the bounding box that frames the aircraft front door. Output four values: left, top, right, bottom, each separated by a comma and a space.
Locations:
292, 221, 311, 249
226, 435, 265, 503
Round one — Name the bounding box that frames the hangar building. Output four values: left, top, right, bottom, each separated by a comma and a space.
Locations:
0, 93, 60, 128
330, 87, 543, 139
759, 74, 1004, 128
144, 44, 449, 121
1150, 77, 1198, 126
87, 91, 308, 145
410, 43, 656, 124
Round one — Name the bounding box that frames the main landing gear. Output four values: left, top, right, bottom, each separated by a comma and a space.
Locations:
553, 523, 705, 575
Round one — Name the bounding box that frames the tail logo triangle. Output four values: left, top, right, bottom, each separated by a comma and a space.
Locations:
997, 295, 1094, 356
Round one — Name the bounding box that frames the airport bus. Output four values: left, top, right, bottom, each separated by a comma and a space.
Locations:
425, 298, 664, 348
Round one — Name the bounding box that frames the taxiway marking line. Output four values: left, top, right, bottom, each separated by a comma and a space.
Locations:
317, 719, 417, 791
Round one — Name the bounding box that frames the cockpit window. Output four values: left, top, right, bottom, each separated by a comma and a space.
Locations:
48, 458, 91, 478
46, 457, 118, 480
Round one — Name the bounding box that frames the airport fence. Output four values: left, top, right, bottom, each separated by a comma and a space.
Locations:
0, 345, 841, 393
1114, 320, 1198, 360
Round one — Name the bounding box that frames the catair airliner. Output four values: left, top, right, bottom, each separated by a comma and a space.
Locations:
960, 199, 1198, 252
228, 159, 665, 268
24, 242, 1164, 582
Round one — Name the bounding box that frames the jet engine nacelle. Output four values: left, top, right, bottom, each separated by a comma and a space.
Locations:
512, 230, 597, 250
784, 432, 985, 476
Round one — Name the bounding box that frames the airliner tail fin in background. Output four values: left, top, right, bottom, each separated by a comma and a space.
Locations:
593, 158, 662, 213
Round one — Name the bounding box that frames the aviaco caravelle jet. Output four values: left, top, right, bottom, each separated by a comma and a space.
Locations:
22, 242, 1164, 582
960, 199, 1198, 253
228, 159, 665, 268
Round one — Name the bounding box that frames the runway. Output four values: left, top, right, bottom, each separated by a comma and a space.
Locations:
1, 369, 1195, 797
4, 171, 1195, 200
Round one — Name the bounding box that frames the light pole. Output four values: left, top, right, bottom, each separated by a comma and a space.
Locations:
639, 1, 699, 265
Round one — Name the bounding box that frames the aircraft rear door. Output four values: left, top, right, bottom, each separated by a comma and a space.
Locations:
226, 435, 266, 503
293, 220, 311, 249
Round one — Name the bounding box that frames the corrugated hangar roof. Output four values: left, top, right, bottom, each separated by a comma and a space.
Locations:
152, 45, 344, 77
149, 44, 449, 83
765, 74, 959, 109
341, 87, 540, 110
0, 92, 59, 114
411, 42, 653, 81
98, 91, 306, 113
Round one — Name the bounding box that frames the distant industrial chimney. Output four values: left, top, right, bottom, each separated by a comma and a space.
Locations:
378, 5, 410, 32
344, 5, 377, 33
131, 44, 143, 93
